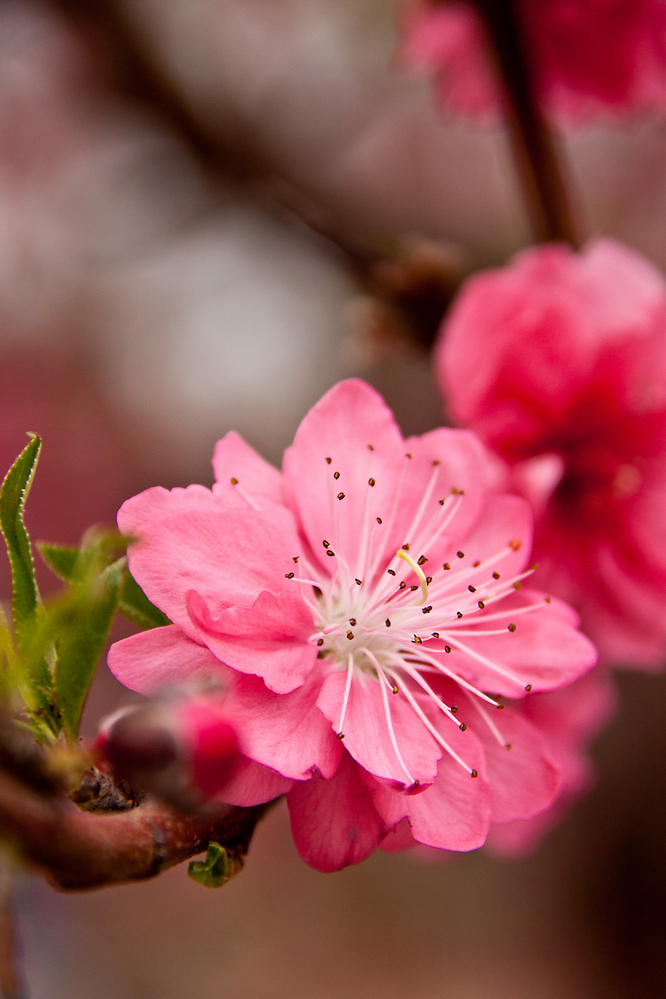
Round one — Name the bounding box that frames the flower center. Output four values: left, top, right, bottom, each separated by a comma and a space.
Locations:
283, 455, 542, 779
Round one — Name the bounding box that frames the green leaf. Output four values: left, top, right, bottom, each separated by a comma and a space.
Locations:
51, 556, 124, 742
39, 541, 170, 630
0, 435, 42, 645
119, 573, 171, 630
36, 543, 77, 583
188, 842, 243, 889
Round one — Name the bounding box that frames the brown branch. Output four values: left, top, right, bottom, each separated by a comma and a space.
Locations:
468, 0, 580, 246
0, 709, 269, 891
0, 764, 269, 891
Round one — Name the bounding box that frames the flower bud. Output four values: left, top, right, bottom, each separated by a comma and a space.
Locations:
93, 695, 240, 810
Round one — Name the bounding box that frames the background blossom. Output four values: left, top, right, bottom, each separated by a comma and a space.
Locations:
436, 237, 666, 667
402, 0, 666, 120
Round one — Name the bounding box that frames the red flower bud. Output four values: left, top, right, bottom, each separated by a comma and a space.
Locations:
93, 695, 240, 810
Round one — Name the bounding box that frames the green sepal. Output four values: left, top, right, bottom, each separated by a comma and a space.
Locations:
187, 842, 243, 888
39, 538, 170, 630
0, 435, 42, 646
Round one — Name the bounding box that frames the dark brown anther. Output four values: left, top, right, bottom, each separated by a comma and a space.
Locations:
346, 631, 354, 640
376, 517, 383, 524
478, 600, 485, 609
471, 769, 478, 779
443, 563, 451, 571
417, 555, 427, 566
460, 723, 467, 732
457, 611, 463, 619
355, 578, 362, 586
334, 471, 340, 480
317, 639, 324, 647
387, 568, 396, 576
285, 572, 294, 579
525, 684, 533, 692
402, 543, 410, 550
444, 645, 451, 653
457, 551, 465, 559
337, 492, 345, 500
385, 618, 391, 627
508, 623, 517, 633
493, 571, 500, 580
368, 477, 376, 487
422, 605, 433, 614
468, 585, 476, 593
349, 618, 357, 626
230, 477, 238, 485
326, 457, 332, 464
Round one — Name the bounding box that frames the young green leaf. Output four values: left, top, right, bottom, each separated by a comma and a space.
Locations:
0, 435, 42, 645
39, 541, 170, 630
188, 842, 243, 888
51, 557, 124, 742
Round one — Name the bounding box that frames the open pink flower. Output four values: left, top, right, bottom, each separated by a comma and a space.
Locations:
108, 380, 596, 871
436, 238, 666, 668
402, 0, 666, 120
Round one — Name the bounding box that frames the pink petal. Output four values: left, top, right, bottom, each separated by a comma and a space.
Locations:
215, 755, 293, 807
224, 664, 343, 780
400, 427, 489, 545
445, 589, 597, 697
118, 484, 221, 538
286, 752, 387, 872
107, 626, 228, 695
378, 816, 418, 854
470, 704, 560, 823
125, 505, 303, 631
316, 670, 441, 789
367, 725, 491, 851
212, 431, 283, 506
187, 589, 316, 694
282, 379, 407, 576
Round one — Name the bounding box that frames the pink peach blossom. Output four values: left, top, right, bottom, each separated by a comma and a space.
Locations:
436, 238, 666, 669
402, 0, 666, 120
109, 380, 596, 871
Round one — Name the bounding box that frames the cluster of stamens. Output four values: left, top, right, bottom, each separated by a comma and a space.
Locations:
232, 449, 547, 786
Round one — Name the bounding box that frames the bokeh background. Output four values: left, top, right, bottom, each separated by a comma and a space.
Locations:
3, 0, 666, 995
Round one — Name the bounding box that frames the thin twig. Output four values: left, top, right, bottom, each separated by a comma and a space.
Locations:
468, 0, 580, 246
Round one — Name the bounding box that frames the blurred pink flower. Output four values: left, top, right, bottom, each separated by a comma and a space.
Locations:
108, 380, 596, 871
436, 238, 666, 668
402, 0, 666, 120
